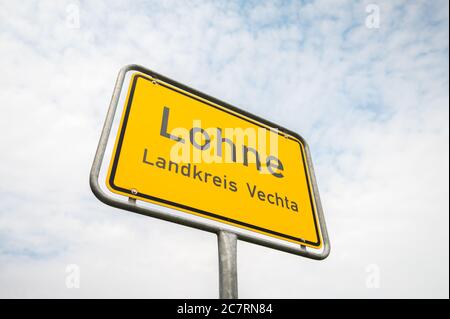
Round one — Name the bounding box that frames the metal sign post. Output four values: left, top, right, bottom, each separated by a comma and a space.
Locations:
218, 231, 238, 299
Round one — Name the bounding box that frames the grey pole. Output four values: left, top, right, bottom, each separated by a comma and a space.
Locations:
217, 231, 238, 299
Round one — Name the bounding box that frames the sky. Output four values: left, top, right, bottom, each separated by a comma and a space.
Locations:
0, 0, 448, 298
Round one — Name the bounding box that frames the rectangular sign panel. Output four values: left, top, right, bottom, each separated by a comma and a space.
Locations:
106, 72, 323, 249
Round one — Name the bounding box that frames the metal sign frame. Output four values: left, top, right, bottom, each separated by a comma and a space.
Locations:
90, 64, 330, 273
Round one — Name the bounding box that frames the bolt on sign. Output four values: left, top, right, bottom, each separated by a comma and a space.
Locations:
91, 65, 330, 259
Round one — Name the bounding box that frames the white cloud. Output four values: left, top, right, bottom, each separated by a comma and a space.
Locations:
0, 0, 448, 298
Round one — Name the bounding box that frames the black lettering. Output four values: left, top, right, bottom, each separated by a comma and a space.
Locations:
291, 201, 299, 212
275, 192, 284, 208
266, 155, 284, 178
246, 183, 257, 197
257, 190, 265, 201
216, 128, 237, 162
142, 148, 153, 165
168, 161, 179, 173
160, 107, 184, 142
155, 157, 166, 169
190, 127, 211, 150
242, 146, 262, 171
213, 176, 222, 187
181, 163, 191, 176
160, 107, 285, 179
192, 165, 203, 181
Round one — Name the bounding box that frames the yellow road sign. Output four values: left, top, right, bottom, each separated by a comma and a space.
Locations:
107, 73, 323, 248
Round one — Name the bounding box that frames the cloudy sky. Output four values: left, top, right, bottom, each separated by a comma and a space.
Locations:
0, 0, 448, 298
